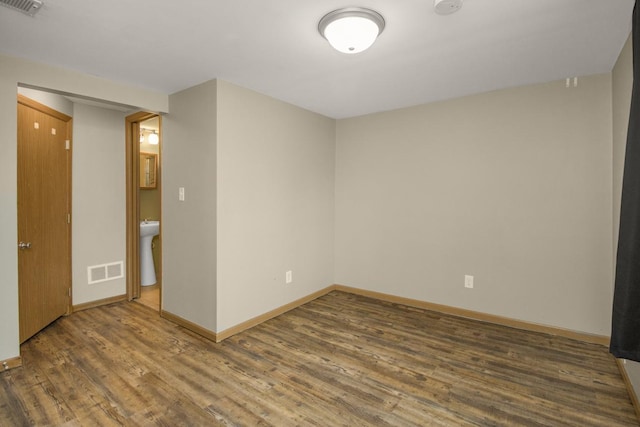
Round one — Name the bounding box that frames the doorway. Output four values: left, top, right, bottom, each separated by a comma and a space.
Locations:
126, 112, 162, 311
17, 95, 72, 343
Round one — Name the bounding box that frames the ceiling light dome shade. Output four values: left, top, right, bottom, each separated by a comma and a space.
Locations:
319, 8, 385, 54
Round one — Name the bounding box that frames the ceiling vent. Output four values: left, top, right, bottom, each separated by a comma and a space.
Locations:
434, 0, 463, 15
0, 0, 43, 16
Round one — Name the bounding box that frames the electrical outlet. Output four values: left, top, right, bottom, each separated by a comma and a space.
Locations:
286, 270, 292, 284
464, 275, 474, 289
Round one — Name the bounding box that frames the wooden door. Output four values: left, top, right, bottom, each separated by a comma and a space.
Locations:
17, 95, 72, 343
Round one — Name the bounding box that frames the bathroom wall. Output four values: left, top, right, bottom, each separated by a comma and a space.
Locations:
0, 53, 168, 362
612, 34, 640, 404
140, 118, 162, 279
216, 80, 335, 332
335, 74, 614, 336
140, 132, 161, 222
140, 187, 161, 221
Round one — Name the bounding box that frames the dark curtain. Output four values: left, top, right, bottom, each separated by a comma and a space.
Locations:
611, 1, 640, 362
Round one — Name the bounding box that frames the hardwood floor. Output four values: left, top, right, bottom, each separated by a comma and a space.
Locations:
1, 291, 637, 426
135, 284, 159, 312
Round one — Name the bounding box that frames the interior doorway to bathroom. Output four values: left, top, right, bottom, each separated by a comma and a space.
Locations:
125, 112, 162, 312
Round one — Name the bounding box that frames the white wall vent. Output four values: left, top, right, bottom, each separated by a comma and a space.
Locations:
88, 261, 124, 285
0, 0, 43, 16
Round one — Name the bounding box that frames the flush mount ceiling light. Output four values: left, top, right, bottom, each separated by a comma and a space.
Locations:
318, 7, 385, 54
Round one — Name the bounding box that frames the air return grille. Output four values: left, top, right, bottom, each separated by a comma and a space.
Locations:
0, 0, 43, 16
88, 261, 124, 285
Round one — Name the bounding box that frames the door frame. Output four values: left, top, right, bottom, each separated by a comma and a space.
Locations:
125, 111, 161, 302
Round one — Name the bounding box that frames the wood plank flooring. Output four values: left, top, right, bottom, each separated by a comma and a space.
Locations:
1, 291, 637, 426
135, 285, 159, 312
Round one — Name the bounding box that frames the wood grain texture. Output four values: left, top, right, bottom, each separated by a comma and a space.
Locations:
135, 284, 159, 311
17, 97, 72, 343
1, 291, 637, 426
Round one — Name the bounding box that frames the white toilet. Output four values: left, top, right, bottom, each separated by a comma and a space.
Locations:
140, 220, 160, 286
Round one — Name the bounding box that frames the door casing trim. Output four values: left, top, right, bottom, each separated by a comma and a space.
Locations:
125, 112, 161, 303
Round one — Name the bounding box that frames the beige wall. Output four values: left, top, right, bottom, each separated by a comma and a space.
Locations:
611, 34, 640, 403
0, 54, 167, 362
335, 75, 614, 336
71, 103, 127, 305
163, 79, 336, 334
164, 80, 218, 331
216, 80, 335, 332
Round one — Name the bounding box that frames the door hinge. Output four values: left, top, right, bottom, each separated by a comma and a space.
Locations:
65, 140, 70, 150
67, 213, 71, 224
68, 288, 72, 297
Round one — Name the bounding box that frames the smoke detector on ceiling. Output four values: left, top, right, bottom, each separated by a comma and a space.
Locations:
0, 0, 43, 16
434, 0, 463, 15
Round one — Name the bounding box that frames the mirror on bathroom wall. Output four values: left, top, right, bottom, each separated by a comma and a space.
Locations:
140, 152, 158, 189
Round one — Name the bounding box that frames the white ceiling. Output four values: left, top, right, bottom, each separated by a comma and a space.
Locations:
0, 0, 634, 118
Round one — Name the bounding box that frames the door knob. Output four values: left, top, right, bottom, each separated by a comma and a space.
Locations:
18, 242, 31, 250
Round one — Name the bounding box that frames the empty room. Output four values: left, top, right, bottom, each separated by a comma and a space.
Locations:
1, 0, 640, 425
